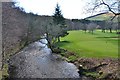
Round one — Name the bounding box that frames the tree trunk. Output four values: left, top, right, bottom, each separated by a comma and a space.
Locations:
58, 37, 60, 42
102, 29, 105, 33
116, 29, 118, 33
109, 28, 112, 33
45, 33, 55, 52
47, 40, 54, 52
84, 30, 87, 33
92, 30, 93, 34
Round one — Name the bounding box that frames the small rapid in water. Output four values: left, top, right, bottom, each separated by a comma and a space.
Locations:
9, 36, 80, 78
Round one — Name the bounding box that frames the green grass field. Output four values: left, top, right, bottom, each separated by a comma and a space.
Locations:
57, 30, 118, 58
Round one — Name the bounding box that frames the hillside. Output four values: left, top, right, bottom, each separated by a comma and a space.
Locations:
85, 12, 119, 22
2, 2, 54, 60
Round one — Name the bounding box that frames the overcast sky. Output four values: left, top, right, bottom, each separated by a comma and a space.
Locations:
14, 0, 108, 19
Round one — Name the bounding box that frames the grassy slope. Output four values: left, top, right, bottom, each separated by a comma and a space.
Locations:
86, 13, 118, 22
57, 30, 118, 58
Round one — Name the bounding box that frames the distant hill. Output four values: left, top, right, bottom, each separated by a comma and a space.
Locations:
84, 12, 118, 22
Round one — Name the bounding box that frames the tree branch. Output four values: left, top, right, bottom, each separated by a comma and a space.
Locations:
111, 15, 117, 21
93, 0, 120, 20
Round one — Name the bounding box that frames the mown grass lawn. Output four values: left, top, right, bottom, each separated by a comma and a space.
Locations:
57, 30, 118, 58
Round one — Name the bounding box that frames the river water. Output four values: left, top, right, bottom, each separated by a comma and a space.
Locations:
9, 38, 80, 78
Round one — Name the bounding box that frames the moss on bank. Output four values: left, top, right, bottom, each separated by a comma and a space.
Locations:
59, 49, 119, 79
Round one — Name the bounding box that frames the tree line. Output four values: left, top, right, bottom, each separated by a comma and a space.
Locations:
66, 19, 119, 34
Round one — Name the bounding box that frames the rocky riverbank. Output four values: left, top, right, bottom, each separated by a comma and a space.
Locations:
60, 51, 120, 80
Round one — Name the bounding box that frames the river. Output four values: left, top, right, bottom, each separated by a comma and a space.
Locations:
9, 38, 80, 78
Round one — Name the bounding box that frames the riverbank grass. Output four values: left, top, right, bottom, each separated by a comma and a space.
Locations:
57, 30, 118, 58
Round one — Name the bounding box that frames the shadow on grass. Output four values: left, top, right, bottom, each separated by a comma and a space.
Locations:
96, 36, 118, 38
61, 41, 71, 43
55, 41, 72, 47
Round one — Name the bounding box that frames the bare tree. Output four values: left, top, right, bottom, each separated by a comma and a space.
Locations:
105, 20, 113, 33
87, 23, 97, 34
40, 19, 63, 52
112, 22, 119, 33
93, 0, 120, 20
81, 23, 88, 33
